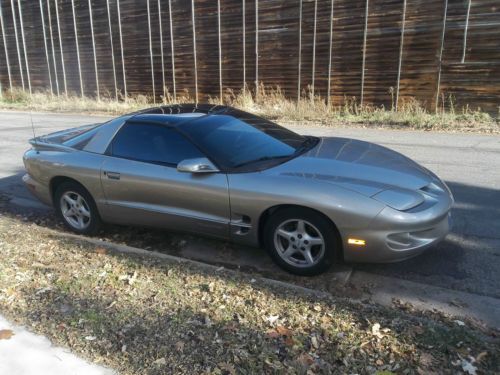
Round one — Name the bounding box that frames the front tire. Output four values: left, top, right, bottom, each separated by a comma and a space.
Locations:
263, 207, 339, 276
54, 181, 102, 235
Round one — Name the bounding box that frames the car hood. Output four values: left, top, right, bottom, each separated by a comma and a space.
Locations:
268, 137, 433, 197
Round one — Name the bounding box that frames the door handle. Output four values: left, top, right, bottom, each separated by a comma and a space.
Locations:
104, 171, 121, 180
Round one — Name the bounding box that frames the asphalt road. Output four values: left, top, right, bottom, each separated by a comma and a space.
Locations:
1, 111, 499, 299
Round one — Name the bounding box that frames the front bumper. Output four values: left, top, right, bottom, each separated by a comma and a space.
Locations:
342, 181, 453, 263
22, 173, 52, 206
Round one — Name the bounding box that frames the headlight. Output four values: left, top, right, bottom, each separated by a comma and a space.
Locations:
372, 188, 425, 211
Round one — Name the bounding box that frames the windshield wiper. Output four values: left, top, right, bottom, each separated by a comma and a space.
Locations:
232, 155, 291, 168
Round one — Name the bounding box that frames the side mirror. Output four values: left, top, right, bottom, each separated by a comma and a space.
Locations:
177, 157, 220, 173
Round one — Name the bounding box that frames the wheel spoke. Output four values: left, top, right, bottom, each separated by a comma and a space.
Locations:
296, 220, 305, 234
61, 205, 71, 216
277, 228, 293, 240
304, 249, 315, 265
80, 206, 91, 218
77, 215, 84, 228
282, 246, 298, 259
63, 195, 76, 206
76, 195, 84, 206
308, 237, 323, 246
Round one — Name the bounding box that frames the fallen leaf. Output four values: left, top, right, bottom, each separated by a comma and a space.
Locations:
266, 329, 280, 339
175, 340, 185, 352
284, 336, 295, 347
0, 329, 14, 340
372, 323, 384, 338
95, 247, 107, 255
276, 325, 292, 337
297, 352, 314, 366
461, 358, 477, 375
413, 326, 425, 335
311, 335, 319, 349
476, 351, 487, 362
266, 315, 279, 324
218, 362, 236, 375
154, 357, 166, 366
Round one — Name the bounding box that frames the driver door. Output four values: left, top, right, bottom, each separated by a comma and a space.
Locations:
99, 121, 230, 239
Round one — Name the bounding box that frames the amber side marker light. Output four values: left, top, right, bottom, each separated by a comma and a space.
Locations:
348, 238, 366, 246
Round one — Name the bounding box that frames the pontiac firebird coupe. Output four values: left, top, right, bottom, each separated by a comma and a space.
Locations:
23, 104, 453, 275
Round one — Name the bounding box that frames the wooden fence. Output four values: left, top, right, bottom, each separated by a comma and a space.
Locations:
0, 0, 499, 113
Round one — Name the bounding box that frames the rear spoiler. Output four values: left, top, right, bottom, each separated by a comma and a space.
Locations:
29, 138, 76, 152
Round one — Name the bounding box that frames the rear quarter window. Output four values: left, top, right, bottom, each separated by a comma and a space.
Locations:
64, 126, 102, 150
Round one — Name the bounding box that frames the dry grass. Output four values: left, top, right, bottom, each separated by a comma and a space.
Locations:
0, 213, 499, 374
0, 86, 499, 133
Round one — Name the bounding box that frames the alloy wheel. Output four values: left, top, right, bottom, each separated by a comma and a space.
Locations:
273, 219, 325, 268
60, 191, 91, 230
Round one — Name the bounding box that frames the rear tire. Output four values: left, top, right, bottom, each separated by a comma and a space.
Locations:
54, 181, 102, 235
263, 207, 339, 276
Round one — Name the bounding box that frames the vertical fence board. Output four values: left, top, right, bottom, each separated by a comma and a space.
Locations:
0, 1, 13, 90
0, 0, 497, 113
10, 0, 24, 89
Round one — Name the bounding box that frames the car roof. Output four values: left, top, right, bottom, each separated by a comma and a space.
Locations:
125, 104, 232, 127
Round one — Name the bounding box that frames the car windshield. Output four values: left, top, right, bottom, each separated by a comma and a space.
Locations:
179, 110, 313, 170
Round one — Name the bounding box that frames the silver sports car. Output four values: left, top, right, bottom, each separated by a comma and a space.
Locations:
23, 105, 453, 275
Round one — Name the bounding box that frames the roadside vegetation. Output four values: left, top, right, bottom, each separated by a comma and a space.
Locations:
1, 87, 498, 133
0, 213, 498, 374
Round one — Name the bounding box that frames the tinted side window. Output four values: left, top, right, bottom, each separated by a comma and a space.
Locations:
111, 122, 203, 166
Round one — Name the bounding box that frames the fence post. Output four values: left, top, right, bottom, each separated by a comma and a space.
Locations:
311, 0, 318, 97
117, 0, 127, 99
297, 0, 302, 101
10, 0, 25, 90
106, 0, 118, 99
147, 0, 155, 103
255, 0, 258, 97
47, 0, 59, 95
327, 0, 334, 106
71, 0, 84, 97
191, 0, 198, 103
17, 0, 31, 95
54, 0, 67, 95
39, 0, 53, 95
360, 0, 369, 106
88, 0, 99, 100
0, 1, 13, 91
158, 0, 166, 100
395, 0, 407, 110
461, 0, 471, 63
435, 0, 448, 111
168, 0, 175, 101
242, 0, 246, 89
217, 0, 222, 103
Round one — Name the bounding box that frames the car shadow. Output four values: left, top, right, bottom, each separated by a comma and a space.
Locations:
2, 170, 499, 299
0, 170, 351, 297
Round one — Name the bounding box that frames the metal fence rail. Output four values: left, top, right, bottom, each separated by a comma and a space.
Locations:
0, 0, 498, 113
